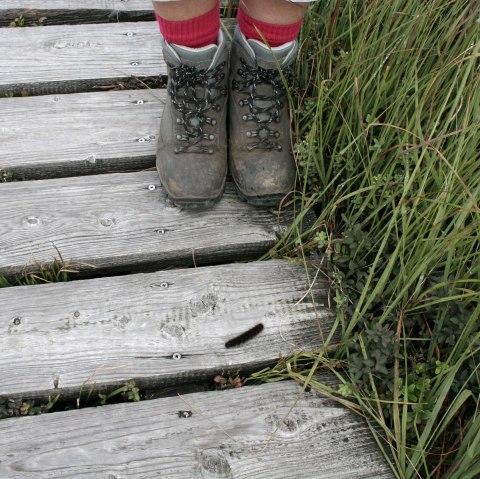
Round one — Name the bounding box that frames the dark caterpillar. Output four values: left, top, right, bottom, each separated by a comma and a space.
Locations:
225, 323, 264, 348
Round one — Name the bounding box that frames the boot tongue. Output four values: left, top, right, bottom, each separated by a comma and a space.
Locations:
247, 39, 296, 69
170, 43, 217, 69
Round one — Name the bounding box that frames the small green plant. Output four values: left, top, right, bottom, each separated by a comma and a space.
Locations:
0, 170, 13, 183
8, 15, 46, 27
0, 395, 60, 419
9, 15, 25, 27
2, 90, 29, 97
213, 372, 243, 390
98, 381, 141, 405
0, 248, 95, 288
0, 257, 74, 288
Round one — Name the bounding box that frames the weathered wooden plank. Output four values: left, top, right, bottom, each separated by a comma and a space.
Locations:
0, 379, 394, 478
0, 260, 332, 399
0, 1, 236, 27
0, 0, 156, 26
0, 89, 166, 180
0, 171, 310, 279
0, 19, 236, 96
0, 22, 164, 96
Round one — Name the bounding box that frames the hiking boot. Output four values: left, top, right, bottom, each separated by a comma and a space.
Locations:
229, 27, 298, 206
156, 31, 229, 208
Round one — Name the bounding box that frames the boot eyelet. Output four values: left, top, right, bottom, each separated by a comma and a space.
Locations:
242, 115, 248, 121
176, 134, 182, 140
209, 134, 215, 140
211, 119, 217, 126
208, 148, 214, 154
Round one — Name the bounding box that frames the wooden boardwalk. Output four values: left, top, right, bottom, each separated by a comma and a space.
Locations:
0, 3, 394, 477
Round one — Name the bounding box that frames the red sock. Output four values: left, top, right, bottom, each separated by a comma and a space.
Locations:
155, 1, 220, 48
237, 5, 303, 47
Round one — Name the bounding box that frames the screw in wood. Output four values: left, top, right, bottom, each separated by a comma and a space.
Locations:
178, 410, 193, 418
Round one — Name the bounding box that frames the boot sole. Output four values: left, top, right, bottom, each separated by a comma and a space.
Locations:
164, 182, 226, 210
168, 195, 221, 210
233, 183, 285, 208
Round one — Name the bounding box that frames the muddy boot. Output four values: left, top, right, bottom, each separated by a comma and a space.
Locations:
229, 27, 298, 207
156, 31, 229, 208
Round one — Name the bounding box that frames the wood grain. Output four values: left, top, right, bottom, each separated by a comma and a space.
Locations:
0, 379, 394, 478
0, 260, 332, 399
0, 89, 166, 180
0, 171, 312, 279
0, 22, 165, 96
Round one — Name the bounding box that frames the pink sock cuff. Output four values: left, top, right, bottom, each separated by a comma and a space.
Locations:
155, 1, 220, 48
237, 5, 303, 47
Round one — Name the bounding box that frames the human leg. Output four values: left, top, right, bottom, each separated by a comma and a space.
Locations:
153, 0, 217, 21
153, 0, 219, 48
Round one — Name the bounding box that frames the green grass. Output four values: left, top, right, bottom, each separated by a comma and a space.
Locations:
262, 1, 479, 478
0, 256, 76, 288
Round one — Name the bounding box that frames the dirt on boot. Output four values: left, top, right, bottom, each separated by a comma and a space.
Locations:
229, 27, 298, 207
156, 31, 229, 209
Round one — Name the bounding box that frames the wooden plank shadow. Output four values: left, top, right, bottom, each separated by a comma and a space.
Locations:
0, 378, 394, 478
0, 260, 332, 399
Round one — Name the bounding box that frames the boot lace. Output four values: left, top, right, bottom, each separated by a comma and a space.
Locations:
168, 61, 227, 154
232, 57, 292, 151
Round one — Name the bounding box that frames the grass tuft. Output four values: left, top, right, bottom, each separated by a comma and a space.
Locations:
265, 1, 479, 477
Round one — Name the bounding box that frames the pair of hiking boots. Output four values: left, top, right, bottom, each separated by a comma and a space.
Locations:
156, 26, 298, 208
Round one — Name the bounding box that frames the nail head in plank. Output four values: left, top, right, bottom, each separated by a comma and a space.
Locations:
0, 379, 394, 478
0, 89, 166, 180
0, 260, 332, 399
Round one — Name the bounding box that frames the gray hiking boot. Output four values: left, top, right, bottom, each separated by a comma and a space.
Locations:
229, 27, 298, 206
156, 31, 229, 208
